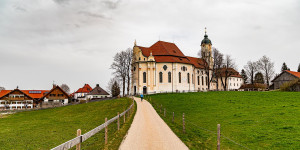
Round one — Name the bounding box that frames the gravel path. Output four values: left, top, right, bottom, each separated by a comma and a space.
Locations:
119, 97, 189, 150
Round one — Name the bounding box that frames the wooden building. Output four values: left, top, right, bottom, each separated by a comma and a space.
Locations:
272, 70, 300, 90
0, 89, 35, 109
39, 85, 70, 106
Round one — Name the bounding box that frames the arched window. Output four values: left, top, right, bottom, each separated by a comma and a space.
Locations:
143, 72, 146, 83
202, 76, 204, 85
168, 72, 171, 83
197, 76, 200, 85
179, 72, 181, 83
159, 72, 163, 83
192, 74, 194, 84
206, 76, 208, 86
187, 73, 190, 83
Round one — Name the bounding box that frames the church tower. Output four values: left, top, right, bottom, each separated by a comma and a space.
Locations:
201, 28, 214, 68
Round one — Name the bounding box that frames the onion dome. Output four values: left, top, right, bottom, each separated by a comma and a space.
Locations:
201, 28, 212, 45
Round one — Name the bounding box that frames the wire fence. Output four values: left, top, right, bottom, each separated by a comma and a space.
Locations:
146, 97, 251, 150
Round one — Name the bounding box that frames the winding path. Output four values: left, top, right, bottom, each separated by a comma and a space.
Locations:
119, 97, 189, 150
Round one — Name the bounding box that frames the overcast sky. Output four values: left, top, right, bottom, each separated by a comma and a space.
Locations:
0, 0, 299, 92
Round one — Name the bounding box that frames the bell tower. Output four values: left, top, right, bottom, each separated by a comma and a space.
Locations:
201, 27, 214, 68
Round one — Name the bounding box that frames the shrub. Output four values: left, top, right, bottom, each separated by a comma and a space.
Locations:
280, 79, 300, 91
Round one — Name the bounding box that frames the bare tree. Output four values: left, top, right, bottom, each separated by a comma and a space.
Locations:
125, 48, 133, 95
0, 87, 5, 92
198, 49, 212, 90
257, 55, 275, 87
60, 84, 70, 94
244, 61, 259, 84
219, 55, 236, 91
111, 51, 127, 97
212, 48, 224, 90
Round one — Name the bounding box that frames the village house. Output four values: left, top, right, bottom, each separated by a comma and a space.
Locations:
0, 89, 49, 110
39, 85, 70, 106
215, 68, 244, 91
86, 84, 110, 100
272, 70, 300, 90
74, 84, 93, 100
131, 30, 243, 95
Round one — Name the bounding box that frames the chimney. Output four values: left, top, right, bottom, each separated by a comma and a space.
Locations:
53, 84, 56, 88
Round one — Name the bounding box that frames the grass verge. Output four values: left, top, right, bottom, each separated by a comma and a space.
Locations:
0, 97, 136, 150
146, 91, 300, 150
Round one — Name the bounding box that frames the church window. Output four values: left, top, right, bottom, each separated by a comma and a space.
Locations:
143, 72, 146, 83
179, 72, 181, 83
202, 76, 204, 85
144, 58, 145, 61
163, 65, 168, 71
198, 76, 200, 85
187, 73, 190, 83
168, 72, 171, 83
192, 74, 194, 84
139, 57, 141, 60
133, 67, 136, 71
206, 76, 208, 86
159, 72, 163, 83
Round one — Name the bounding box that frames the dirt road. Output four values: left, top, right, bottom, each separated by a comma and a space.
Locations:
119, 97, 189, 150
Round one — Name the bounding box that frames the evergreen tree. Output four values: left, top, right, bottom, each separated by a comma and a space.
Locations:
241, 69, 248, 84
111, 81, 120, 97
298, 64, 300, 72
281, 62, 289, 72
254, 72, 265, 84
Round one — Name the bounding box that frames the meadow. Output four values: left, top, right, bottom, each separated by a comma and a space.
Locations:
0, 98, 136, 150
147, 91, 300, 150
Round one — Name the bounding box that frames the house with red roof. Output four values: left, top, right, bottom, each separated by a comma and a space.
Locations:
74, 84, 92, 100
0, 88, 49, 110
272, 70, 300, 90
131, 30, 243, 94
215, 68, 244, 91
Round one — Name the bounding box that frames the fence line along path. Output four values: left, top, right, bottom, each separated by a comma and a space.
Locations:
119, 97, 188, 150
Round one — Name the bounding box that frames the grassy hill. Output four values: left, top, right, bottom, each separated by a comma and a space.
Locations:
0, 98, 135, 150
147, 91, 300, 150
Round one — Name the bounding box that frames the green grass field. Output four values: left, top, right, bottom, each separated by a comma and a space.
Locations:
0, 98, 135, 150
147, 91, 300, 150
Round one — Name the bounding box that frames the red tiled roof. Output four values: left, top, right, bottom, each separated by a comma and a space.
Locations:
0, 90, 11, 98
137, 41, 207, 68
139, 41, 185, 57
286, 70, 300, 78
216, 68, 242, 78
75, 84, 92, 93
0, 90, 49, 99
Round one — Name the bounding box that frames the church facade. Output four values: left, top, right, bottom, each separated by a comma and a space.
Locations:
131, 31, 243, 95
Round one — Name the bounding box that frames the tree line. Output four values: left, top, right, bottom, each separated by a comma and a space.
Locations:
109, 48, 132, 97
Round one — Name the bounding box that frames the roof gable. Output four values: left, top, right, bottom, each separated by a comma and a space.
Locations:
87, 85, 109, 95
40, 85, 70, 100
75, 84, 92, 93
0, 89, 34, 100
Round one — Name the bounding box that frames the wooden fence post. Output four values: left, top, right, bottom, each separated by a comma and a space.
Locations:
105, 118, 108, 145
183, 113, 185, 133
172, 112, 174, 123
117, 112, 120, 131
164, 108, 166, 117
76, 129, 81, 150
217, 124, 221, 150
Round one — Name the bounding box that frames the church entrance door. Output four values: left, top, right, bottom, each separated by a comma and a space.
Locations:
143, 86, 147, 94
134, 86, 136, 95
